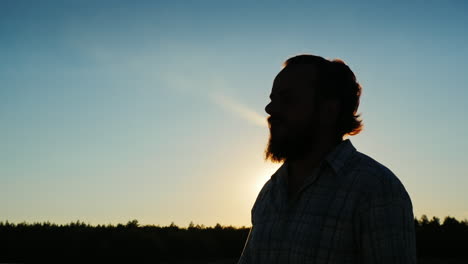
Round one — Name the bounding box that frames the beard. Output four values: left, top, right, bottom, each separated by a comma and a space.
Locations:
264, 117, 319, 163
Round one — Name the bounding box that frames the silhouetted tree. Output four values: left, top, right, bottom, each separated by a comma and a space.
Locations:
125, 219, 139, 228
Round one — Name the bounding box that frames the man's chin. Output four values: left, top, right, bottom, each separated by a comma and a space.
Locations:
269, 127, 288, 141
264, 150, 286, 163
264, 139, 288, 163
265, 135, 314, 163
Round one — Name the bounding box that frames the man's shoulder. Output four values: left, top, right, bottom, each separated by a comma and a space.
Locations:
349, 151, 410, 201
351, 151, 397, 183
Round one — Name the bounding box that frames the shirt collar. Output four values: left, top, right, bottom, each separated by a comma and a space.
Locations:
273, 139, 356, 183
324, 139, 357, 174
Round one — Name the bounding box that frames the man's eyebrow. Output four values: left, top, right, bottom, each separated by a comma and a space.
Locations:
275, 88, 290, 95
270, 89, 290, 99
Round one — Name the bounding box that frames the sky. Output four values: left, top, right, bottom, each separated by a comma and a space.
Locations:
1, 0, 468, 227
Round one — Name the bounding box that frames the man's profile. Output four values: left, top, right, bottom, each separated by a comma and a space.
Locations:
238, 55, 416, 263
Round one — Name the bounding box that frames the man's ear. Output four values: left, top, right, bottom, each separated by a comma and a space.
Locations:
320, 99, 340, 124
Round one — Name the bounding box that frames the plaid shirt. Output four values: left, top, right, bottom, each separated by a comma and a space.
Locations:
238, 140, 416, 264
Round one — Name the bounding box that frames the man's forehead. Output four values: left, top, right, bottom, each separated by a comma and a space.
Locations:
272, 65, 318, 93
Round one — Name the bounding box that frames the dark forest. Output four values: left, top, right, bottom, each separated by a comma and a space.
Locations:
1, 215, 467, 263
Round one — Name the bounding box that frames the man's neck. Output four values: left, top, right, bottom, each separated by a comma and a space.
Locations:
288, 136, 342, 185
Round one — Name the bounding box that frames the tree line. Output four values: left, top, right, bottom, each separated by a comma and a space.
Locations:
1, 215, 467, 263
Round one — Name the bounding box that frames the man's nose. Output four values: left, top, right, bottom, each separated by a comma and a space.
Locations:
265, 101, 273, 115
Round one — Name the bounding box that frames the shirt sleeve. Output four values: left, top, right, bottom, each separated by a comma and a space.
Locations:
358, 179, 417, 264
237, 179, 273, 264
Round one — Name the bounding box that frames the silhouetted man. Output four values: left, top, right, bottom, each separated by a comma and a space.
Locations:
238, 55, 416, 263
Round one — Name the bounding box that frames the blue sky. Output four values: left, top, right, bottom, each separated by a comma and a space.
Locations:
1, 0, 468, 226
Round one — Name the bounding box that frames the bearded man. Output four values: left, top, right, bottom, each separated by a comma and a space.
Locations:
238, 54, 416, 264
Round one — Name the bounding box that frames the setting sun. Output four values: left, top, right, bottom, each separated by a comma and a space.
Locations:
251, 163, 281, 198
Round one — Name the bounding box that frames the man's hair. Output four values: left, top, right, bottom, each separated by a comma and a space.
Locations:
283, 54, 363, 137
